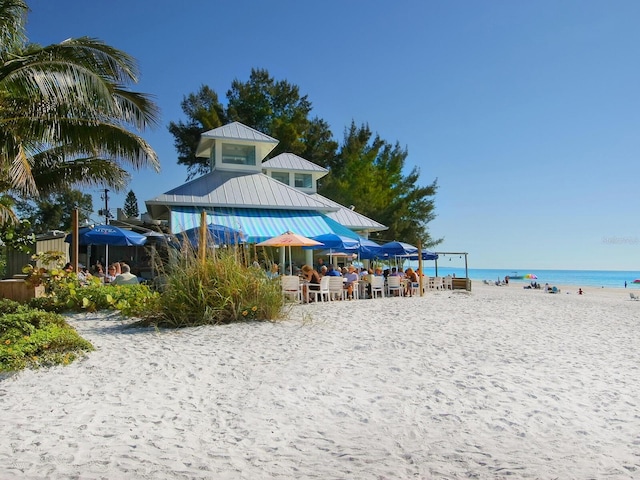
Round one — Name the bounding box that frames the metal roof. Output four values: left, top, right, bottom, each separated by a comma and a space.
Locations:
200, 122, 279, 143
262, 153, 328, 173
309, 194, 388, 232
195, 122, 279, 159
146, 171, 337, 218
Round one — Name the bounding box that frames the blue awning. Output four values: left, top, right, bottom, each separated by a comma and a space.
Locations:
171, 207, 360, 243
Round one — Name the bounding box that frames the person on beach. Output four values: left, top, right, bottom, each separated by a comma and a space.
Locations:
301, 264, 321, 302
111, 263, 139, 286
315, 257, 324, 273
267, 264, 279, 280
104, 264, 117, 284
325, 264, 342, 277
343, 265, 359, 299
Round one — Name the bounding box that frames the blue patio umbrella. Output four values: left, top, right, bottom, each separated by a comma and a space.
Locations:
357, 237, 383, 259
379, 241, 418, 257
308, 233, 359, 251
178, 224, 247, 247
65, 224, 147, 246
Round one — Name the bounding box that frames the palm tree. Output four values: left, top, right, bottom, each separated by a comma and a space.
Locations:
0, 0, 160, 224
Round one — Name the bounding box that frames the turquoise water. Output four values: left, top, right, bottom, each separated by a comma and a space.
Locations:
411, 267, 640, 289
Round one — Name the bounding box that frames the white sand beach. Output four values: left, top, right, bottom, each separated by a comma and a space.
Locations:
1, 283, 639, 479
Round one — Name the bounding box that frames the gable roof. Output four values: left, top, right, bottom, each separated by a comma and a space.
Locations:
195, 122, 279, 158
309, 193, 387, 232
262, 153, 328, 174
146, 171, 337, 219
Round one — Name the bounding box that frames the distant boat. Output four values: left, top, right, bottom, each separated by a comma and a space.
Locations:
507, 272, 524, 279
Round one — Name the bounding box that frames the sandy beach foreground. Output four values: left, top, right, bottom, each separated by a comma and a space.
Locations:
1, 283, 639, 479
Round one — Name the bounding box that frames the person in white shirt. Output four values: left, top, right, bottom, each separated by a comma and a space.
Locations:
111, 263, 139, 286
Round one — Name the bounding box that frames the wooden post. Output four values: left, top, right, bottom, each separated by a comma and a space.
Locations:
417, 241, 424, 297
72, 208, 79, 272
199, 210, 207, 265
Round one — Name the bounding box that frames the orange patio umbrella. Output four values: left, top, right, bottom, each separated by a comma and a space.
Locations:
256, 231, 323, 275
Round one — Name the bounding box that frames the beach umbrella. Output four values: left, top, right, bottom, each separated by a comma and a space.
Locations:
357, 237, 383, 259
178, 223, 247, 247
524, 273, 538, 279
379, 241, 419, 257
256, 231, 323, 275
65, 224, 147, 247
309, 233, 359, 251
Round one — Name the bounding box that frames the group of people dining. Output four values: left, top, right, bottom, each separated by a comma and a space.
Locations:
295, 259, 424, 301
63, 261, 140, 286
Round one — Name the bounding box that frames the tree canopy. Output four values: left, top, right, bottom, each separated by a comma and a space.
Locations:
123, 190, 140, 218
14, 189, 93, 233
0, 0, 160, 225
168, 68, 441, 248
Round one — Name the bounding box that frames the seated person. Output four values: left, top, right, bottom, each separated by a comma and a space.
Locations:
104, 264, 117, 284
325, 264, 342, 277
301, 264, 321, 301
111, 263, 139, 286
343, 265, 359, 299
266, 263, 280, 280
404, 268, 419, 296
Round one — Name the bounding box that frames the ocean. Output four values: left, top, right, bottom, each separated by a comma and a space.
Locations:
410, 267, 640, 289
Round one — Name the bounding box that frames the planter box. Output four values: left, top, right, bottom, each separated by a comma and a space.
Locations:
0, 279, 45, 303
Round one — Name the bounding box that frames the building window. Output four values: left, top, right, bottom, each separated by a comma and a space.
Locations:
271, 172, 289, 184
294, 173, 312, 188
221, 143, 256, 166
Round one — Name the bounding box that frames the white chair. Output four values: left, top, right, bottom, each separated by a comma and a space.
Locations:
433, 276, 443, 290
444, 275, 453, 290
386, 275, 404, 297
370, 275, 385, 299
409, 281, 420, 297
281, 276, 302, 303
328, 276, 345, 301
308, 275, 331, 302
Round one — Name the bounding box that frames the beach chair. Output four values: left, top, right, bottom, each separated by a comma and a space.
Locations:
328, 276, 345, 301
630, 292, 639, 301
433, 276, 443, 290
386, 275, 404, 296
281, 275, 302, 303
308, 275, 331, 302
444, 275, 453, 290
370, 275, 385, 299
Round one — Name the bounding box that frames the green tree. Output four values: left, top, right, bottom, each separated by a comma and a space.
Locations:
168, 71, 439, 246
123, 190, 139, 218
319, 122, 441, 248
0, 0, 160, 225
168, 85, 227, 179
168, 69, 338, 179
14, 189, 93, 233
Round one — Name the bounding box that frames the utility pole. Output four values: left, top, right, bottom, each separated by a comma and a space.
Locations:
100, 188, 111, 224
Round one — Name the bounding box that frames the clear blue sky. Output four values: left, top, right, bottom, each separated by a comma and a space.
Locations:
26, 1, 640, 271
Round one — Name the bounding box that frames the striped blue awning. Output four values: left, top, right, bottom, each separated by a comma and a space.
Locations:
171, 207, 359, 243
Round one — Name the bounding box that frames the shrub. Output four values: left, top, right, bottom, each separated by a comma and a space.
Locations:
143, 245, 284, 328
0, 309, 93, 372
31, 282, 160, 317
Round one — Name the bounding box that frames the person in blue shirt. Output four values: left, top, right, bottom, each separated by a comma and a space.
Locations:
325, 264, 342, 277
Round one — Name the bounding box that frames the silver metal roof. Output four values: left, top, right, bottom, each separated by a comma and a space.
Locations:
195, 122, 279, 159
200, 122, 279, 143
146, 171, 337, 219
262, 153, 328, 173
309, 194, 387, 233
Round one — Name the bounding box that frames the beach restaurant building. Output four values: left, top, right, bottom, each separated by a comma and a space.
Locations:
144, 121, 386, 267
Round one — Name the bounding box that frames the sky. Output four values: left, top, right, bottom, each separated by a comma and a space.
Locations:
25, 0, 640, 271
